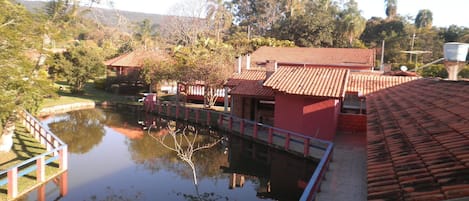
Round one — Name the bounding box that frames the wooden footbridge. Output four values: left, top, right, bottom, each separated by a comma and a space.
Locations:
0, 110, 68, 201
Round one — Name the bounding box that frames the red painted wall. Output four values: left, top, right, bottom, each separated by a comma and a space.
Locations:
274, 94, 340, 141
337, 113, 367, 133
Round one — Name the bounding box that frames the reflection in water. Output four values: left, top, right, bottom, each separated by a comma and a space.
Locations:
32, 107, 316, 201
147, 123, 222, 186
224, 137, 318, 200
48, 109, 105, 154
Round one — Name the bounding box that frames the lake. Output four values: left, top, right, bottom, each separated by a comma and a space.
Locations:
25, 107, 317, 201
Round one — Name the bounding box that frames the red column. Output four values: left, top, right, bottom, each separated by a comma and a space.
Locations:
38, 185, 46, 201
60, 172, 68, 197
268, 128, 273, 144
240, 120, 244, 135
59, 146, 68, 170
8, 167, 18, 198
206, 111, 211, 126
37, 156, 45, 182
304, 138, 310, 157
253, 123, 258, 139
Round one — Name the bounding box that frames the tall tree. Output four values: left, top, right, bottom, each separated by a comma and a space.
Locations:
337, 0, 366, 47
360, 17, 409, 63
229, 0, 284, 36
271, 1, 339, 47
48, 42, 105, 93
160, 0, 209, 46
0, 0, 53, 125
384, 0, 397, 19
415, 9, 433, 29
206, 0, 233, 42
133, 19, 159, 50
173, 38, 234, 108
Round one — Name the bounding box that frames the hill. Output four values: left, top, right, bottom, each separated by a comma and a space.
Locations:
16, 0, 165, 32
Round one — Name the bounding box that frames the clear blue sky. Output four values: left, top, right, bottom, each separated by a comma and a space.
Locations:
105, 0, 468, 28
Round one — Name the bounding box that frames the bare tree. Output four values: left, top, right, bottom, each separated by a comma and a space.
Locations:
160, 0, 210, 46
147, 124, 221, 185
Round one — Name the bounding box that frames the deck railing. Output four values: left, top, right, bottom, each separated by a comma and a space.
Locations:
145, 102, 334, 201
0, 110, 68, 200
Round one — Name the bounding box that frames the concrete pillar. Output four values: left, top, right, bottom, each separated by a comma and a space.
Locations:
246, 53, 251, 70
444, 61, 465, 81
224, 87, 229, 113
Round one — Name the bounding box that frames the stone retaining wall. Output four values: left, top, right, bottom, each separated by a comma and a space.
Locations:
38, 102, 95, 116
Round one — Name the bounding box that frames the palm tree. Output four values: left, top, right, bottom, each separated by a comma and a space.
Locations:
206, 0, 233, 42
415, 9, 433, 29
339, 0, 366, 47
384, 0, 397, 19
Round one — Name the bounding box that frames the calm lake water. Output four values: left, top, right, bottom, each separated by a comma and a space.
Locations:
27, 107, 317, 201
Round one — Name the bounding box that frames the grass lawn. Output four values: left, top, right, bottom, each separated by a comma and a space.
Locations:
0, 125, 46, 171
40, 81, 139, 110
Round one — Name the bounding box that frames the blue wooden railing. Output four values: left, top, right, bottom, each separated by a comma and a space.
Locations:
0, 110, 68, 200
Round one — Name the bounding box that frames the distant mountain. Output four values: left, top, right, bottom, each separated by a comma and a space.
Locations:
16, 0, 166, 32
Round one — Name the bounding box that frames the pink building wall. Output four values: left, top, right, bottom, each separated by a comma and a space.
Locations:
274, 94, 340, 141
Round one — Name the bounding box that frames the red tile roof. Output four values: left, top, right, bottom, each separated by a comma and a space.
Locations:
348, 72, 419, 96
367, 79, 469, 200
226, 70, 274, 98
104, 50, 167, 67
250, 47, 375, 68
264, 67, 350, 98
225, 70, 267, 86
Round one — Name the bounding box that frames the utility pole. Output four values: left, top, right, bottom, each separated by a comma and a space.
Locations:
409, 32, 416, 62
380, 40, 385, 71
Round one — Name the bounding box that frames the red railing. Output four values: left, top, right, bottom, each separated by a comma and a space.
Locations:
144, 102, 334, 200
0, 110, 68, 200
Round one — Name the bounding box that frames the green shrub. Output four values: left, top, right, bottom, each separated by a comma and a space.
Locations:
94, 78, 106, 90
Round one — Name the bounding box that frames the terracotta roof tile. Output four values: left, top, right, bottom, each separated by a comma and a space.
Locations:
230, 80, 275, 98
250, 47, 375, 67
105, 50, 167, 67
226, 70, 274, 98
225, 70, 266, 86
367, 78, 469, 201
263, 67, 349, 98
348, 72, 420, 96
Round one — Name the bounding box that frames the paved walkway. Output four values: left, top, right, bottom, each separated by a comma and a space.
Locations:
317, 132, 367, 201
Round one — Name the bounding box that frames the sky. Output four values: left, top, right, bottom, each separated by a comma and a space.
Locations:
102, 0, 469, 28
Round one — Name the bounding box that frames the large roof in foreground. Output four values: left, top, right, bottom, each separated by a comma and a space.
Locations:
367, 78, 469, 200
250, 47, 376, 67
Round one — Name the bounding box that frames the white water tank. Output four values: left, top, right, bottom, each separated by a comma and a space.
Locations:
443, 42, 469, 62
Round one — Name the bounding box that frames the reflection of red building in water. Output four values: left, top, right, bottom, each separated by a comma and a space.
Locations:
222, 136, 317, 201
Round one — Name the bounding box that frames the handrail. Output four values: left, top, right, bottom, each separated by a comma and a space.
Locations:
145, 101, 335, 201
226, 115, 331, 146
22, 110, 66, 145
299, 142, 334, 201
0, 146, 66, 177
0, 110, 68, 200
